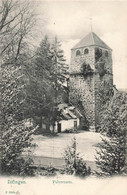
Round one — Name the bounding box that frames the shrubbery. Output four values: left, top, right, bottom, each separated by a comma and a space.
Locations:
63, 137, 91, 177
1, 119, 37, 176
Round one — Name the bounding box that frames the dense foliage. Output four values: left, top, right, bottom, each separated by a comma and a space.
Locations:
0, 0, 68, 175
81, 62, 94, 76
1, 119, 37, 176
95, 133, 126, 176
0, 0, 37, 176
95, 91, 127, 176
27, 36, 67, 132
95, 48, 102, 62
99, 91, 127, 136
98, 81, 114, 108
95, 58, 106, 77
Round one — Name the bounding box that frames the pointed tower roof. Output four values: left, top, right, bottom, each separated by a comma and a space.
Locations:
72, 32, 111, 50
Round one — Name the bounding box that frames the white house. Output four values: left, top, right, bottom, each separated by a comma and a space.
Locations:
51, 103, 83, 133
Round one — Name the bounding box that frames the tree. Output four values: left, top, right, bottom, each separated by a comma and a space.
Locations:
63, 138, 91, 177
29, 36, 67, 132
99, 91, 127, 136
25, 36, 56, 130
24, 36, 52, 129
95, 91, 127, 176
1, 0, 36, 127
50, 36, 67, 88
1, 118, 37, 176
49, 37, 67, 132
0, 0, 35, 62
95, 132, 126, 176
0, 0, 37, 175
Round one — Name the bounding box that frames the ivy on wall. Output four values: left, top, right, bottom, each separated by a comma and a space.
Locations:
95, 48, 109, 77
95, 58, 106, 77
98, 80, 114, 106
81, 62, 94, 76
95, 47, 102, 62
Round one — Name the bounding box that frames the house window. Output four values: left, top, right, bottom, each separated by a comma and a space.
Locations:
84, 48, 89, 54
76, 50, 81, 56
105, 51, 108, 57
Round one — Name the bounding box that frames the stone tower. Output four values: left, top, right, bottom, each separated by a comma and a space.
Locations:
69, 32, 113, 131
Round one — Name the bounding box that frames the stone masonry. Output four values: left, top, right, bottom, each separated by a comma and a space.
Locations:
69, 32, 113, 131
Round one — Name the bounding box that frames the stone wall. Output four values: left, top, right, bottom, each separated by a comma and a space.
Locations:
69, 74, 95, 127
69, 45, 113, 130
94, 78, 113, 127
70, 46, 95, 74
94, 48, 113, 127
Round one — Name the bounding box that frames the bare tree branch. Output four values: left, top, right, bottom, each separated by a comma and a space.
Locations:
0, 0, 36, 60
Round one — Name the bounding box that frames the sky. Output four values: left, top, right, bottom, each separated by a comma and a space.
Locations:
33, 1, 127, 90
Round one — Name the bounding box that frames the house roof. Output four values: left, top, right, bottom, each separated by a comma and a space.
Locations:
72, 32, 111, 50
57, 103, 83, 121
61, 111, 72, 120
57, 103, 68, 110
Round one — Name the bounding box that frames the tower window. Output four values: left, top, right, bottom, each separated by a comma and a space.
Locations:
105, 51, 108, 57
84, 48, 89, 54
76, 50, 81, 56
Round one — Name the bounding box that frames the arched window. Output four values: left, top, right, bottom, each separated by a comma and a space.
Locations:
84, 48, 89, 54
105, 51, 108, 57
76, 50, 80, 56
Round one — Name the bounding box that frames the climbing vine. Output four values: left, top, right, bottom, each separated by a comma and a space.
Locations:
81, 62, 94, 76
95, 58, 106, 77
95, 47, 102, 62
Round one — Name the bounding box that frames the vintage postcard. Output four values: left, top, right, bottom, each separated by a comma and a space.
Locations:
0, 0, 127, 194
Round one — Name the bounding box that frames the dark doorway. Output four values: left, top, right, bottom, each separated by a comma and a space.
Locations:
58, 123, 61, 133
74, 121, 77, 130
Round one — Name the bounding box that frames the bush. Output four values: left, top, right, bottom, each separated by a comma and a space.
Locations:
63, 137, 91, 177
95, 133, 126, 177
63, 128, 74, 133
37, 166, 57, 177
1, 119, 37, 176
81, 62, 94, 76
74, 157, 91, 177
